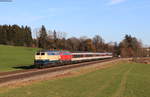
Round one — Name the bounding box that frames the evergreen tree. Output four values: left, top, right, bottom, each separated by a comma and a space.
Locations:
38, 25, 48, 48
0, 25, 7, 44
53, 30, 58, 49
24, 26, 33, 47
0, 24, 33, 46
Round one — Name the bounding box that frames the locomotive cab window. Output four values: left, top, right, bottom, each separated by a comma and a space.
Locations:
73, 55, 83, 58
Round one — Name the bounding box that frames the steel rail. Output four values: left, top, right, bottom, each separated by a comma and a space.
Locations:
0, 58, 117, 85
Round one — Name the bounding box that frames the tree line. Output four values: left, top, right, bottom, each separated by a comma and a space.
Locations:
35, 25, 114, 53
0, 24, 32, 46
0, 24, 148, 57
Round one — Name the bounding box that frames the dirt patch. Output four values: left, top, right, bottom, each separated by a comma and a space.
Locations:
132, 57, 150, 64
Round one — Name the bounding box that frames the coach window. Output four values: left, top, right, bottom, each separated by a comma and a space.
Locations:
74, 55, 81, 58
86, 54, 92, 57
97, 54, 101, 56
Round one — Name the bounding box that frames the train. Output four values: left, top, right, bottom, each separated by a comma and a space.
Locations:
34, 50, 113, 68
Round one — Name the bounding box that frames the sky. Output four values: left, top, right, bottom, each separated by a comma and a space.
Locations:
0, 0, 150, 46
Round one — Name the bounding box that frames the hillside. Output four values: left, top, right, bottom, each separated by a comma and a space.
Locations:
0, 45, 39, 71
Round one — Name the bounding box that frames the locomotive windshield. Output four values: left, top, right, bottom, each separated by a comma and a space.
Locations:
41, 53, 45, 55
36, 52, 45, 55
36, 53, 40, 55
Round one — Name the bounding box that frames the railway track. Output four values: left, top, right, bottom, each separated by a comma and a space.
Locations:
0, 58, 118, 86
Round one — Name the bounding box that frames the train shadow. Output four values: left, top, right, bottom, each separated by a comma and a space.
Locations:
13, 65, 36, 70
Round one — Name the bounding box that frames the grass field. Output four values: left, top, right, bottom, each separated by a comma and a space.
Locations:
0, 45, 39, 71
0, 62, 150, 97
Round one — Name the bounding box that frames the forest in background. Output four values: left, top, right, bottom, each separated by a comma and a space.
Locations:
0, 24, 149, 57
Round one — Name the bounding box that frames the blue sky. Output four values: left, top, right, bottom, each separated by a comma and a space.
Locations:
0, 0, 150, 45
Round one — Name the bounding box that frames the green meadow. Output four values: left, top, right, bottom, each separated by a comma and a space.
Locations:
0, 62, 150, 97
0, 45, 39, 71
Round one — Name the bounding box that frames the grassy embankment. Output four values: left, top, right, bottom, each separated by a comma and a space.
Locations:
0, 45, 39, 71
0, 62, 150, 97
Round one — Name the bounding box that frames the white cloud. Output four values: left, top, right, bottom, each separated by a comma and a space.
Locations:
108, 0, 126, 5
